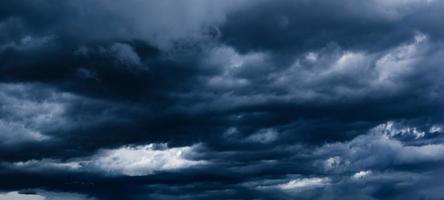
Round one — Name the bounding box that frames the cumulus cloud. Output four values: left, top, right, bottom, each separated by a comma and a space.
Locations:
316, 121, 444, 172
0, 84, 69, 145
371, 121, 439, 139
352, 170, 372, 180
270, 32, 433, 101
185, 32, 441, 115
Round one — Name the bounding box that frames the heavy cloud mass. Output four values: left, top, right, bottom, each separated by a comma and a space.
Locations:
1, 0, 444, 199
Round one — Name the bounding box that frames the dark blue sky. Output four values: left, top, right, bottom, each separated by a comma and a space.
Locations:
1, 0, 444, 199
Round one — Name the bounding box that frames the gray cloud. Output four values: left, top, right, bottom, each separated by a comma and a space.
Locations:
1, 0, 444, 199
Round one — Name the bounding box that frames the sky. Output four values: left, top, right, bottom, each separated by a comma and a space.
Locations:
1, 0, 444, 199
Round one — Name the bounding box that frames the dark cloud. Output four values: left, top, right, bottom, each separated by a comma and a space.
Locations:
1, 0, 444, 199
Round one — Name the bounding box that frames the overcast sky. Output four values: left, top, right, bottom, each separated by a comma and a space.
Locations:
1, 0, 444, 199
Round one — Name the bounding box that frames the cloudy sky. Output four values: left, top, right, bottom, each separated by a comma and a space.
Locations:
1, 0, 444, 199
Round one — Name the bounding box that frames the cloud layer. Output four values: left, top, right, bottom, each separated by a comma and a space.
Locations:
1, 0, 444, 199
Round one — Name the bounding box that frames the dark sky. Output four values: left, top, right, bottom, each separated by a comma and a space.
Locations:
1, 0, 444, 199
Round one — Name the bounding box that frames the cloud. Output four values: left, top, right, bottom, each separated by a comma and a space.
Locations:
74, 42, 147, 72
89, 143, 207, 176
371, 120, 444, 139
9, 143, 207, 176
0, 0, 253, 50
0, 83, 69, 146
109, 43, 142, 67
271, 32, 431, 102
0, 35, 53, 52
316, 121, 444, 172
0, 192, 44, 200
245, 128, 279, 144
0, 191, 95, 200
0, 120, 49, 145
352, 170, 372, 180
2, 0, 444, 199
0, 82, 134, 150
277, 177, 330, 190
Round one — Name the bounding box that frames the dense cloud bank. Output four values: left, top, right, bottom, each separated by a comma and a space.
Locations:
1, 0, 444, 199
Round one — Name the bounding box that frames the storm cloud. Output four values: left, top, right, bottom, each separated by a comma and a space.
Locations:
1, 0, 444, 199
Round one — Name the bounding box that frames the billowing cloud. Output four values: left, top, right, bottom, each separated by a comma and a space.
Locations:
316, 121, 444, 173
0, 83, 68, 146
2, 0, 444, 199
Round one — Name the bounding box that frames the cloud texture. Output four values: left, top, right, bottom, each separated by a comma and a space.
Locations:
1, 0, 444, 199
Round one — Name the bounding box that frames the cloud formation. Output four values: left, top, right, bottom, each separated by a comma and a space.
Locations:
8, 143, 206, 176
1, 0, 444, 199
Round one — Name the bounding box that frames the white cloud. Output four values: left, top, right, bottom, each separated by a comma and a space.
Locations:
272, 32, 433, 102
375, 32, 428, 85
14, 159, 82, 171
278, 177, 330, 190
372, 121, 426, 139
305, 52, 318, 62
316, 121, 444, 172
371, 121, 444, 139
352, 170, 372, 179
0, 192, 44, 200
90, 143, 206, 176
0, 191, 95, 200
331, 52, 370, 74
323, 156, 348, 171
9, 143, 207, 176
430, 125, 443, 133
202, 46, 271, 89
